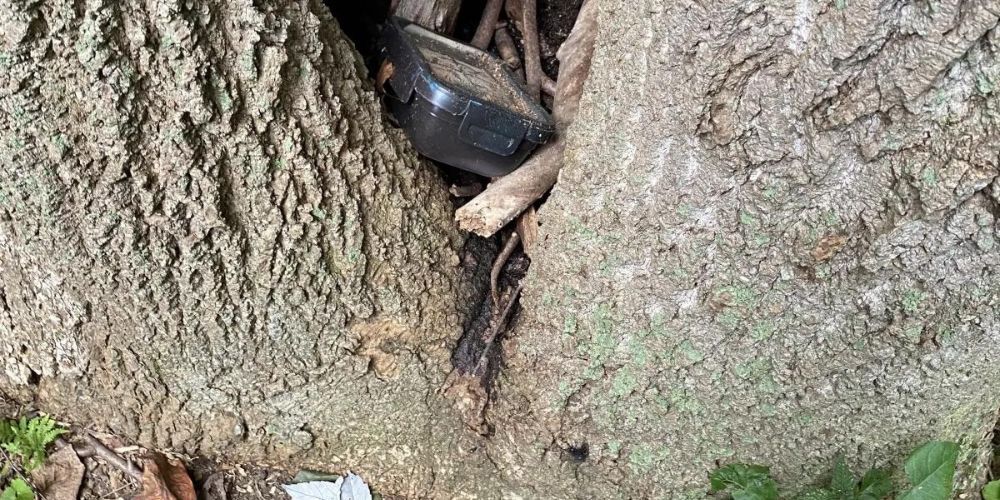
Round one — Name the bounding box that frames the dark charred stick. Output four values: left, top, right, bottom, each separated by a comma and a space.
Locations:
449, 183, 484, 198
505, 0, 523, 30
472, 0, 505, 49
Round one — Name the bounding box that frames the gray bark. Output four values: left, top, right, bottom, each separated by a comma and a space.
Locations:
0, 0, 500, 495
490, 0, 1000, 497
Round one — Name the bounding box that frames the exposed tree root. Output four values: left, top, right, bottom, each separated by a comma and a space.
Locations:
472, 0, 505, 49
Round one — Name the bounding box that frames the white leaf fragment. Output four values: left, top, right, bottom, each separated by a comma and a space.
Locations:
282, 473, 372, 500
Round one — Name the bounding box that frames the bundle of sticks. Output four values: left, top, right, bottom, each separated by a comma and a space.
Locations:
392, 0, 599, 243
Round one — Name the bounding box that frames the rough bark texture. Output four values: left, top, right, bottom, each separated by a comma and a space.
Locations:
0, 0, 501, 496
491, 0, 1000, 497
4, 0, 1000, 498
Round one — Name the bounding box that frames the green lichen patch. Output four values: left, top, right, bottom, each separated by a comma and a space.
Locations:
901, 289, 926, 316
677, 339, 705, 363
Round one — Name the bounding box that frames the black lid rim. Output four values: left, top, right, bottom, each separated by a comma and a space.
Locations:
387, 17, 555, 141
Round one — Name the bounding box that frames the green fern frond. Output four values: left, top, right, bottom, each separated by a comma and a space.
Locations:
0, 416, 67, 472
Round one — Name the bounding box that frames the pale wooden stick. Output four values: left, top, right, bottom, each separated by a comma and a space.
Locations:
494, 26, 525, 81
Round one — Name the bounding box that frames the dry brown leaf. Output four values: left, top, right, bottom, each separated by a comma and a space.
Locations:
29, 446, 84, 500
811, 234, 848, 261
134, 453, 196, 500
376, 61, 394, 93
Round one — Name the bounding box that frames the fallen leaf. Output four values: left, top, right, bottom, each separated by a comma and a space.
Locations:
283, 473, 372, 500
134, 453, 196, 500
291, 470, 341, 484
29, 446, 84, 500
340, 473, 372, 500
376, 61, 394, 92
283, 479, 343, 500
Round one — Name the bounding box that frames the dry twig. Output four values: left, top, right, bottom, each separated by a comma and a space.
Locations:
392, 0, 462, 34
541, 76, 557, 96
490, 232, 521, 307
449, 183, 484, 198
515, 206, 539, 253
472, 283, 524, 376
472, 0, 505, 49
494, 26, 524, 80
81, 434, 143, 481
519, 0, 543, 101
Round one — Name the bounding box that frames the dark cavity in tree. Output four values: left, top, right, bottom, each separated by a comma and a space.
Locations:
537, 0, 585, 78
326, 0, 584, 82
325, 0, 391, 72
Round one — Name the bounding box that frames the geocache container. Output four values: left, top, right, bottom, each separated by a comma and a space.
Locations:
378, 17, 555, 177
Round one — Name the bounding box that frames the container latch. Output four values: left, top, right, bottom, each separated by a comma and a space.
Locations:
458, 101, 526, 157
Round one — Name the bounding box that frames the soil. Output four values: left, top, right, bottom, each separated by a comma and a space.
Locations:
536, 0, 586, 78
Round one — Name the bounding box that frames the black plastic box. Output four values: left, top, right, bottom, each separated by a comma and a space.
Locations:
378, 18, 555, 177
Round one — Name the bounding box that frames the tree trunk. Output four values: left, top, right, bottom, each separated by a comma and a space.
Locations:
490, 0, 1000, 497
0, 0, 501, 495
2, 0, 999, 498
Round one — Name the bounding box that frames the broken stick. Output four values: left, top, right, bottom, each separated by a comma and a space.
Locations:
519, 0, 543, 101
81, 434, 144, 481
472, 0, 505, 49
494, 26, 525, 81
472, 283, 524, 377
490, 232, 521, 308
541, 76, 557, 97
455, 0, 599, 236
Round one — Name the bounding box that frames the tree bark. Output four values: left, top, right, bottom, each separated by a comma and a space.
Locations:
0, 0, 501, 496
490, 0, 1000, 497
2, 0, 1000, 498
